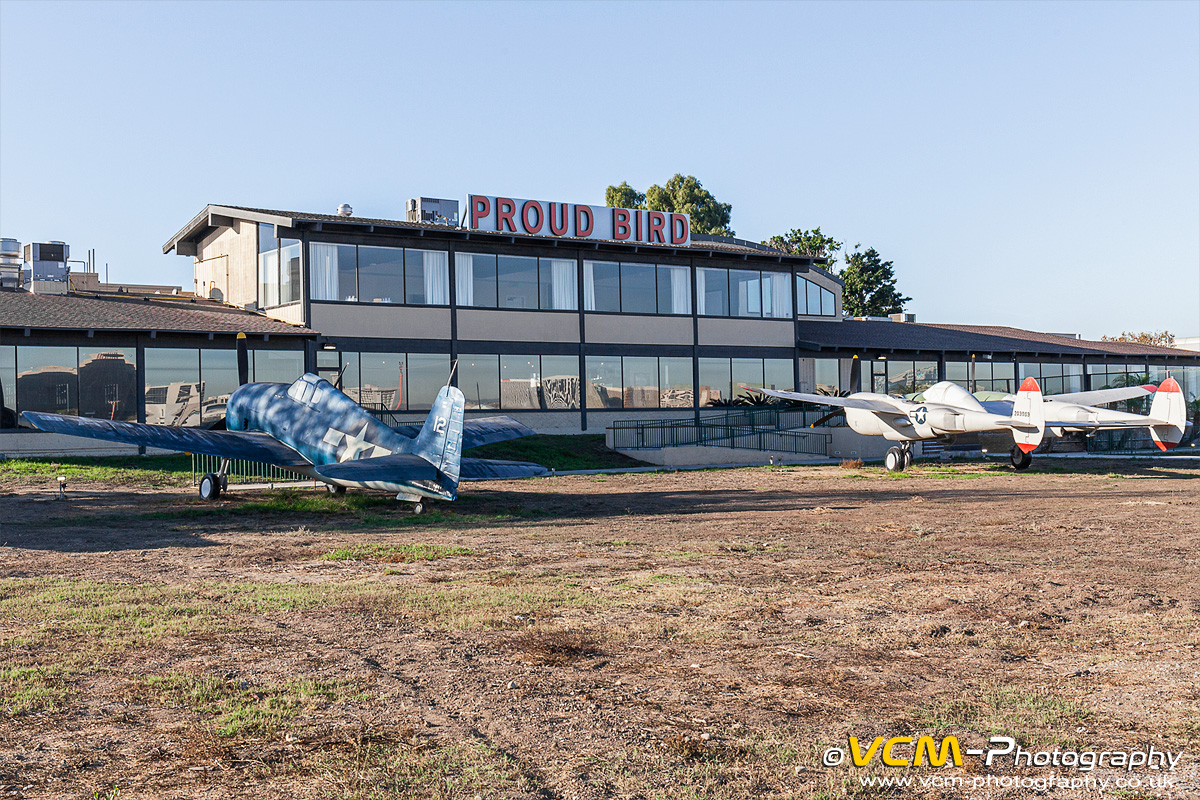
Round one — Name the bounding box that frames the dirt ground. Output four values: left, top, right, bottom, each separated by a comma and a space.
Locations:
1, 460, 1198, 799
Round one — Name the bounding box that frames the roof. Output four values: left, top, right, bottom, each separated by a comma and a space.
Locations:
795, 319, 1200, 361
164, 204, 831, 272
0, 290, 315, 336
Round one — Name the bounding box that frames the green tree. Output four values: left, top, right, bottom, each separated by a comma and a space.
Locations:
762, 227, 842, 261
839, 247, 910, 318
604, 181, 645, 210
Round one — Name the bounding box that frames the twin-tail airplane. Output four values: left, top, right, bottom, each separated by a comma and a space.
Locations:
22, 334, 548, 513
751, 377, 1189, 472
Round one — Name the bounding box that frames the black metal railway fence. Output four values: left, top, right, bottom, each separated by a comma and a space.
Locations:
190, 454, 307, 486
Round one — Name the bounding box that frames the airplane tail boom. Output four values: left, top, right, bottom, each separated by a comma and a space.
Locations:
1148, 376, 1186, 451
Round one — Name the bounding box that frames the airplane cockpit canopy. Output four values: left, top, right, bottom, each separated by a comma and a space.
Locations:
286, 373, 333, 407
921, 381, 987, 412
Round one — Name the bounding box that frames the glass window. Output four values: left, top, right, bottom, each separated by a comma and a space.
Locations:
253, 350, 305, 384
1, 345, 16, 428
656, 265, 691, 315
540, 355, 580, 409
144, 348, 201, 426
407, 353, 450, 411
459, 355, 500, 410
814, 358, 838, 394
729, 270, 761, 318
806, 279, 821, 316
820, 286, 835, 316
913, 361, 938, 393
761, 271, 792, 318
1063, 363, 1084, 394
620, 263, 657, 314
585, 355, 622, 408
698, 357, 731, 406
872, 361, 888, 394
623, 356, 659, 407
16, 345, 78, 421
358, 246, 405, 304
765, 358, 795, 393
455, 252, 498, 308
945, 361, 968, 385
258, 223, 279, 308
732, 357, 764, 401
584, 260, 620, 312
405, 249, 450, 305
497, 255, 539, 309
500, 355, 541, 409
887, 360, 915, 395
200, 349, 240, 426
659, 356, 693, 408
78, 348, 137, 422
697, 268, 728, 316
359, 351, 406, 411
279, 239, 301, 304
309, 243, 358, 302
539, 258, 577, 311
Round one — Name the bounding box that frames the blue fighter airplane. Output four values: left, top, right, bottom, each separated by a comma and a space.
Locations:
21, 334, 548, 513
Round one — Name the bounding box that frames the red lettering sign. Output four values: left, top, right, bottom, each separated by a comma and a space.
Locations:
612, 208, 631, 240
635, 210, 643, 241
669, 213, 689, 245
647, 211, 666, 244
549, 202, 569, 236
521, 200, 543, 233
496, 198, 517, 233
470, 196, 491, 228
575, 205, 594, 237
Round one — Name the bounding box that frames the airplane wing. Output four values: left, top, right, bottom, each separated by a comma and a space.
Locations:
21, 411, 310, 466
459, 457, 550, 481
1049, 385, 1156, 405
313, 453, 438, 482
391, 415, 537, 449
750, 386, 904, 414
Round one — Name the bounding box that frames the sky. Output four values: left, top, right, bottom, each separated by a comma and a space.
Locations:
1, 0, 1197, 340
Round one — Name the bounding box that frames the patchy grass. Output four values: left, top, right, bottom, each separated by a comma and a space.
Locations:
0, 664, 71, 714
917, 684, 1093, 746
0, 453, 194, 486
319, 543, 473, 563
314, 739, 527, 799
466, 434, 641, 471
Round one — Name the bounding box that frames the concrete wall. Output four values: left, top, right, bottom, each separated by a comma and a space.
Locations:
698, 317, 793, 347
310, 303, 451, 340
195, 220, 257, 307
617, 446, 825, 467
457, 309, 578, 343
585, 314, 692, 346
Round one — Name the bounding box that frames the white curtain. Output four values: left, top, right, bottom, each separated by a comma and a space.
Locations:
769, 272, 790, 318
583, 260, 596, 311
308, 243, 339, 301
455, 253, 474, 307
424, 250, 449, 305
548, 258, 576, 310
667, 265, 690, 314
695, 267, 706, 315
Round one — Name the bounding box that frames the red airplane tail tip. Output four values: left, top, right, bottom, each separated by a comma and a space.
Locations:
1018, 376, 1041, 393
1141, 384, 1158, 393
1158, 376, 1182, 394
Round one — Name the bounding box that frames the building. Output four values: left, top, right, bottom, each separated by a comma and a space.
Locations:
3, 194, 1199, 441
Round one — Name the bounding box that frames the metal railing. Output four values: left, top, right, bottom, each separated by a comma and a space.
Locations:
609, 418, 830, 456
190, 454, 306, 486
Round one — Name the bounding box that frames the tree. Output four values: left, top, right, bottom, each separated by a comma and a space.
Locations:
839, 247, 910, 318
603, 174, 734, 235
604, 182, 645, 210
762, 227, 842, 261
1101, 330, 1176, 348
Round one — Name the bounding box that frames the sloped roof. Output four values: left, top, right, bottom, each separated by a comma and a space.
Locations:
0, 290, 314, 336
795, 319, 1200, 361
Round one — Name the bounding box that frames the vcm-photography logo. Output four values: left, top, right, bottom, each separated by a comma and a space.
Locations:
822, 735, 1184, 772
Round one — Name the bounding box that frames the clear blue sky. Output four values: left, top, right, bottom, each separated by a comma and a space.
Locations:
2, 0, 1197, 340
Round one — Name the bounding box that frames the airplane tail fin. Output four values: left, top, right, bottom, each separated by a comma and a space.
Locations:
1010, 377, 1045, 453
1148, 376, 1186, 451
413, 385, 465, 484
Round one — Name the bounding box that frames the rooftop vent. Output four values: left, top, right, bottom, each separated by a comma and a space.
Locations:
336, 204, 353, 217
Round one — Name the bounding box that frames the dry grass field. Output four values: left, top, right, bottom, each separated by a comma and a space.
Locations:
1, 459, 1198, 799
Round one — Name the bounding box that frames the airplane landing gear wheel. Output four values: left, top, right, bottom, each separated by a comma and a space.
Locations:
902, 447, 914, 470
885, 447, 905, 473
219, 475, 228, 493
412, 501, 426, 515
199, 473, 222, 501
326, 483, 346, 496
1010, 446, 1033, 471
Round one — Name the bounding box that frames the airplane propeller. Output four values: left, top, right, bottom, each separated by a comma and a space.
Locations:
848, 355, 862, 393
236, 332, 249, 386
810, 409, 845, 428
